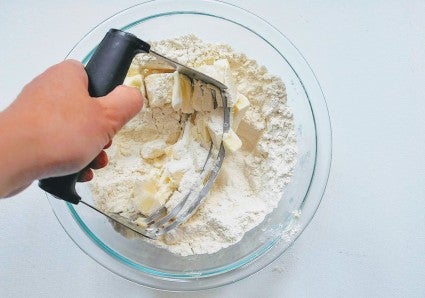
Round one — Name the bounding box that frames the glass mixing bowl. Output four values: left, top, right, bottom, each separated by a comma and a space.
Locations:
46, 0, 332, 291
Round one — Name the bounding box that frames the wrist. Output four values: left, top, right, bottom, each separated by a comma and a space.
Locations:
0, 108, 48, 197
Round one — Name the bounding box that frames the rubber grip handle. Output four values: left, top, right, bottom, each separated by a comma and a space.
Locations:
39, 29, 150, 204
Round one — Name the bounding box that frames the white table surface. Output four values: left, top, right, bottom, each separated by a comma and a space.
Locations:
1, 1, 424, 297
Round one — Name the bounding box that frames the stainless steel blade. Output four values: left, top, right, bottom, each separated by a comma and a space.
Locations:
79, 200, 155, 239
149, 50, 228, 90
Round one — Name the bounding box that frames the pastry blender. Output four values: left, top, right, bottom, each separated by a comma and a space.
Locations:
39, 29, 229, 239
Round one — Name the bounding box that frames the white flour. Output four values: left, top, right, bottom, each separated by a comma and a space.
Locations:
90, 36, 297, 256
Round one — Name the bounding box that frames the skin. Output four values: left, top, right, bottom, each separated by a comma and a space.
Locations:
0, 60, 144, 197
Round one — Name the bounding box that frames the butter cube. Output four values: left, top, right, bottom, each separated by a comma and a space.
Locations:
237, 109, 265, 151
140, 139, 167, 159
195, 60, 232, 108
205, 109, 224, 149
191, 112, 211, 149
171, 71, 182, 111
192, 80, 215, 112
132, 178, 163, 216
172, 72, 193, 113
213, 59, 238, 107
144, 73, 174, 107
191, 80, 203, 111
223, 129, 242, 153
123, 74, 146, 97
132, 171, 177, 217
126, 64, 141, 76
231, 93, 250, 131
164, 159, 191, 185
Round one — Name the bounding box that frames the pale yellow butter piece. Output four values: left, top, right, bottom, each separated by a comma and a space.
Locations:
180, 75, 194, 114
123, 74, 146, 97
132, 178, 164, 217
132, 171, 176, 217
140, 139, 167, 159
192, 80, 215, 112
213, 59, 238, 107
126, 64, 141, 76
191, 80, 203, 111
144, 73, 174, 107
180, 74, 194, 113
164, 159, 190, 185
191, 112, 211, 149
172, 72, 193, 113
203, 84, 219, 111
195, 60, 230, 108
237, 109, 265, 151
231, 93, 250, 131
171, 71, 182, 111
223, 129, 242, 153
205, 109, 224, 149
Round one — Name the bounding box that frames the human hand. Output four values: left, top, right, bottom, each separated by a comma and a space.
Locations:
0, 60, 143, 197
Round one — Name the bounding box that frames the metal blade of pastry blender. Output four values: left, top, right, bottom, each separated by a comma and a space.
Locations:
149, 50, 228, 90
79, 200, 155, 239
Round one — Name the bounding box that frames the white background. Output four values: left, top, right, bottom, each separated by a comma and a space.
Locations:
1, 1, 424, 297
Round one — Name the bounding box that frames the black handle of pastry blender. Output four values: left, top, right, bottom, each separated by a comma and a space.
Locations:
38, 29, 151, 204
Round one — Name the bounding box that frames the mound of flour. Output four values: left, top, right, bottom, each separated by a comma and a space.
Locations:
90, 35, 297, 256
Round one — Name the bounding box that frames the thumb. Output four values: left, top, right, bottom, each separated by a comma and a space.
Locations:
98, 85, 144, 133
